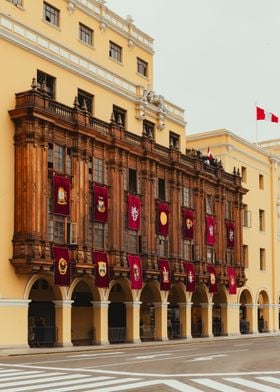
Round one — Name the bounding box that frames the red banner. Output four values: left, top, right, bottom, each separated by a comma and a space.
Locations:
207, 265, 217, 293
158, 202, 169, 236
94, 251, 109, 288
53, 246, 71, 286
206, 215, 216, 245
128, 195, 141, 231
183, 262, 196, 292
226, 221, 235, 248
227, 267, 237, 294
159, 259, 170, 291
183, 209, 194, 240
128, 255, 142, 289
53, 175, 70, 216
93, 185, 108, 223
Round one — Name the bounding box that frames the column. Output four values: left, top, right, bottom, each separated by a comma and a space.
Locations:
178, 302, 192, 339
125, 301, 142, 343
246, 303, 258, 334
154, 302, 169, 341
221, 302, 240, 336
92, 300, 110, 345
53, 300, 73, 347
201, 302, 213, 337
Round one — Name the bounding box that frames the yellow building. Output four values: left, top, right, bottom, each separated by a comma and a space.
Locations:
187, 129, 280, 334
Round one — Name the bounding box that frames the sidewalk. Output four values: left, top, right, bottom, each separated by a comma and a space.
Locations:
1, 332, 280, 357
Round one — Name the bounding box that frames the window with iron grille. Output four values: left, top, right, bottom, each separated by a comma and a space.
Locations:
109, 41, 122, 62
183, 187, 193, 208
137, 57, 148, 77
78, 89, 93, 114
37, 70, 56, 99
79, 23, 93, 46
43, 2, 59, 26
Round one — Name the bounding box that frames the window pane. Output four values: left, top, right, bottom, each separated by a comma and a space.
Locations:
79, 23, 93, 46
109, 41, 122, 62
44, 2, 59, 26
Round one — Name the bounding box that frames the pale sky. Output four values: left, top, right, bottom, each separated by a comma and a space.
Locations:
106, 0, 280, 143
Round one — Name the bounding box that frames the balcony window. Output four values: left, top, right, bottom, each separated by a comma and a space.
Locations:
206, 246, 215, 263
169, 132, 180, 149
183, 187, 193, 208
113, 105, 126, 128
159, 235, 168, 257
143, 120, 154, 138
205, 194, 214, 215
43, 2, 59, 26
183, 240, 192, 261
78, 89, 93, 114
225, 200, 233, 220
37, 70, 56, 99
48, 144, 71, 175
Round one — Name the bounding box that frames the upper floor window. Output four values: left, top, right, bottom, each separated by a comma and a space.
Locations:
129, 168, 137, 194
43, 2, 59, 26
259, 174, 264, 189
6, 0, 23, 5
78, 89, 93, 114
48, 143, 71, 175
79, 23, 93, 46
243, 244, 248, 268
260, 248, 266, 270
137, 57, 148, 77
109, 41, 122, 62
158, 235, 168, 257
259, 209, 265, 231
93, 157, 108, 185
169, 132, 180, 149
205, 194, 214, 215
113, 105, 126, 128
143, 120, 154, 138
158, 178, 166, 201
225, 200, 233, 220
241, 166, 247, 183
183, 187, 193, 208
242, 204, 251, 228
37, 70, 56, 99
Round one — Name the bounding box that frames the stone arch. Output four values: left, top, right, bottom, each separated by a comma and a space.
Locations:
238, 287, 253, 334
167, 283, 187, 339
212, 286, 228, 336
108, 278, 133, 343
191, 284, 208, 337
256, 289, 270, 332
24, 273, 64, 301
140, 280, 162, 341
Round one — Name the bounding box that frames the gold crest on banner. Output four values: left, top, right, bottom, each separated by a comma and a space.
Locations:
58, 258, 68, 275
98, 261, 107, 277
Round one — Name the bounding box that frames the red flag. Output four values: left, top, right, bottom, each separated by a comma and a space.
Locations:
53, 175, 70, 216
128, 255, 142, 289
207, 265, 217, 293
183, 262, 196, 292
159, 259, 171, 291
183, 208, 194, 240
94, 251, 109, 288
128, 194, 141, 231
53, 246, 71, 286
256, 106, 278, 123
206, 215, 216, 245
227, 267, 237, 294
158, 202, 169, 236
93, 185, 108, 223
207, 147, 213, 160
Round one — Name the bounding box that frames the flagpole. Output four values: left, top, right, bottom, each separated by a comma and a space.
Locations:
255, 102, 258, 145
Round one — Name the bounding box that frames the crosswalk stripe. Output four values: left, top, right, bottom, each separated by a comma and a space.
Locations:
0, 373, 88, 390
225, 377, 280, 391
92, 380, 202, 392
0, 371, 58, 383
191, 378, 243, 392
0, 371, 43, 379
41, 377, 142, 392
257, 376, 280, 385
4, 376, 113, 392
0, 370, 30, 375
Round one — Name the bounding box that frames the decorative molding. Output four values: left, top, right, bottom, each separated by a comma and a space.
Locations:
0, 299, 31, 307
66, 0, 76, 14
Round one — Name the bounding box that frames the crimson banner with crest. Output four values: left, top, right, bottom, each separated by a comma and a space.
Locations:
53, 175, 70, 216
226, 221, 235, 248
183, 262, 196, 292
93, 185, 108, 223
158, 202, 169, 236
53, 246, 71, 286
94, 251, 109, 288
128, 255, 142, 289
227, 266, 237, 294
206, 215, 216, 245
159, 259, 171, 291
128, 195, 141, 231
207, 265, 217, 292
183, 209, 194, 240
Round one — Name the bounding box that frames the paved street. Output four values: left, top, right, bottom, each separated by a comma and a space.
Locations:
0, 336, 280, 391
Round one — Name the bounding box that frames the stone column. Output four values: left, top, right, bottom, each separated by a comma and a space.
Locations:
92, 300, 110, 345
246, 303, 258, 334
178, 302, 192, 339
221, 302, 240, 336
201, 302, 213, 337
125, 301, 142, 343
154, 302, 169, 341
53, 300, 73, 347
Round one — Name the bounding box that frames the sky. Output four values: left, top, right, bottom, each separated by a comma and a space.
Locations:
106, 0, 280, 143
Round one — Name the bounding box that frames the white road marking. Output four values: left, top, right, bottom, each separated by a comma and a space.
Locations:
0, 371, 57, 382
68, 352, 124, 358
135, 353, 171, 359
225, 377, 280, 391
187, 354, 228, 362
192, 378, 243, 392
0, 371, 43, 379
257, 376, 280, 385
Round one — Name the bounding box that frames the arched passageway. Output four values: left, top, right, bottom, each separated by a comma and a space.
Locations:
167, 285, 186, 339
191, 285, 208, 337
71, 281, 93, 345
212, 288, 227, 336
28, 278, 56, 347
140, 282, 161, 341
239, 289, 253, 334
257, 290, 269, 333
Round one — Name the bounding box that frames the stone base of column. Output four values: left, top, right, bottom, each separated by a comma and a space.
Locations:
126, 339, 141, 344
56, 342, 73, 348
94, 340, 110, 346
